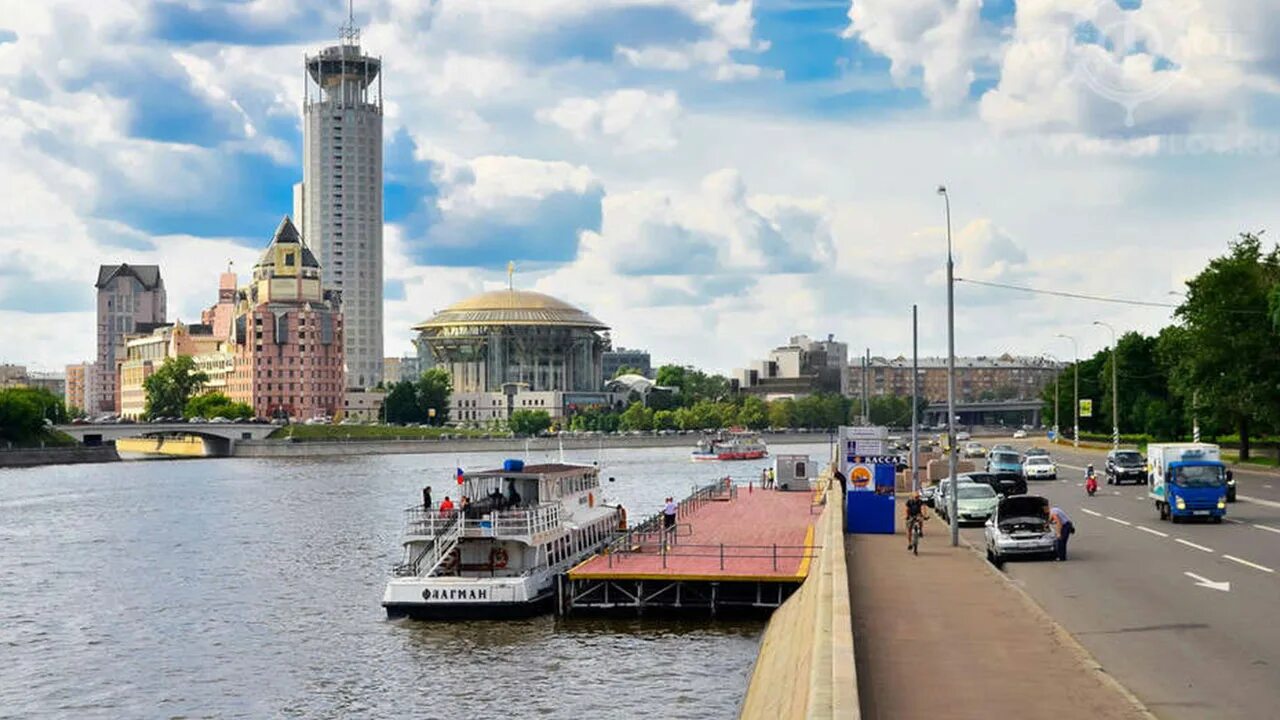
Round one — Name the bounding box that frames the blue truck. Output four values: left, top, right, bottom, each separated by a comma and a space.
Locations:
1147, 443, 1229, 523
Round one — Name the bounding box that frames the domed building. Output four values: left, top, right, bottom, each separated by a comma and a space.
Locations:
413, 288, 618, 424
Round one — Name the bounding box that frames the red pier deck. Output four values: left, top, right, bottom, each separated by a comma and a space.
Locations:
568, 485, 820, 583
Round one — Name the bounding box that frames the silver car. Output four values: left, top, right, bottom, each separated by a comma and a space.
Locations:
984, 495, 1057, 568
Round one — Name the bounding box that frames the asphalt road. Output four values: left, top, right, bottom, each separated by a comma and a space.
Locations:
946, 440, 1280, 720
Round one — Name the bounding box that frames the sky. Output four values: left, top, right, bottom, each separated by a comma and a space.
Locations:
2, 0, 1278, 375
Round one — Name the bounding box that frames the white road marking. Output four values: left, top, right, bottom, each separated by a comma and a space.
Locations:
1265, 484, 1274, 489
1239, 494, 1280, 509
1107, 516, 1132, 526
1253, 524, 1280, 535
1184, 571, 1230, 592
1135, 495, 1145, 500
1175, 538, 1215, 553
1224, 518, 1243, 524
1081, 508, 1103, 517
1075, 482, 1083, 487
1223, 554, 1275, 573
1136, 526, 1169, 538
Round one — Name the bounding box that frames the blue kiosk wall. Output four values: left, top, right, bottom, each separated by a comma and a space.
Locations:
846, 463, 897, 534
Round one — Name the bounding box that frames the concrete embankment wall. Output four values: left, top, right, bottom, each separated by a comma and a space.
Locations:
232, 432, 824, 459
740, 479, 857, 720
0, 445, 120, 468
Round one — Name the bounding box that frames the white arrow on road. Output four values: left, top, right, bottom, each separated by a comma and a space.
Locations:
1184, 572, 1231, 592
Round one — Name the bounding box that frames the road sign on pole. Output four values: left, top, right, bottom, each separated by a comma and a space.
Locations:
1079, 399, 1093, 418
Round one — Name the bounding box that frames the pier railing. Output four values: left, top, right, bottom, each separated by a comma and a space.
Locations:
604, 540, 820, 572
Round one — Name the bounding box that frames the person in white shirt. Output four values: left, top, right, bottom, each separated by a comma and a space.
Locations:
662, 498, 678, 529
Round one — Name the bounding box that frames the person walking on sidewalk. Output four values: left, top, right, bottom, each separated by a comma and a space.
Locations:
1048, 505, 1074, 561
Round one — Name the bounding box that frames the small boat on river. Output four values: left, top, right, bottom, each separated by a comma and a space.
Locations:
383, 461, 623, 620
691, 430, 769, 462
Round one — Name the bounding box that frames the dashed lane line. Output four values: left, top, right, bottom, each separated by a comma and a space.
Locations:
1239, 494, 1280, 510
1224, 518, 1244, 524
1080, 508, 1103, 517
1254, 524, 1280, 535
1136, 526, 1169, 538
1222, 555, 1275, 574
1107, 516, 1132, 526
1175, 538, 1215, 553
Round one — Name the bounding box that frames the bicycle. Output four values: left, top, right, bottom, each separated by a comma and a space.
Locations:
907, 514, 927, 555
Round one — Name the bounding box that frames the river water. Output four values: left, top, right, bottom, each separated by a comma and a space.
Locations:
0, 441, 831, 719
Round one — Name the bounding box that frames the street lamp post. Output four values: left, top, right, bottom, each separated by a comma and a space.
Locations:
939, 185, 958, 547
1093, 321, 1119, 448
1056, 334, 1079, 448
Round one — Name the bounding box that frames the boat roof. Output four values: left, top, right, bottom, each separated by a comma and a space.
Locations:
466, 463, 596, 480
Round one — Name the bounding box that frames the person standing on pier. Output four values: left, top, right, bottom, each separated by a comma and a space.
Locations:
663, 497, 678, 530
422, 486, 433, 510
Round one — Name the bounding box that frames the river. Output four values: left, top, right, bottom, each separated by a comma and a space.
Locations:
0, 441, 832, 719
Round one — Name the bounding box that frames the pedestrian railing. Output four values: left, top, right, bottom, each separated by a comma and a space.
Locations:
604, 540, 821, 571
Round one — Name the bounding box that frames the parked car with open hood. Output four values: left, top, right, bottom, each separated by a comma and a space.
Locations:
985, 495, 1056, 568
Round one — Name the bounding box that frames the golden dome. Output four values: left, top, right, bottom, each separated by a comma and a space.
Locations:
414, 289, 608, 330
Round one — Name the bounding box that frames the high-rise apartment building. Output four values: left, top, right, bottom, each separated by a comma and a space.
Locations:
93, 264, 166, 413
849, 354, 1061, 403
296, 16, 383, 390
65, 362, 94, 414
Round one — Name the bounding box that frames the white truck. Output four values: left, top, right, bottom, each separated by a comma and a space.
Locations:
1146, 443, 1231, 523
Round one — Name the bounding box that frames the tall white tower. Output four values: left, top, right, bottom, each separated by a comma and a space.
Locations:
299, 8, 383, 389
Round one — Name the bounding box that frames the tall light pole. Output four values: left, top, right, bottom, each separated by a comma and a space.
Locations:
939, 185, 958, 547
1056, 334, 1079, 448
1093, 321, 1119, 448
911, 304, 920, 493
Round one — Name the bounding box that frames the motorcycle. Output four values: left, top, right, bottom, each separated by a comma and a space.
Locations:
1085, 472, 1098, 497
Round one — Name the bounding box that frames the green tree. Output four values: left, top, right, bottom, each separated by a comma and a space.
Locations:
383, 380, 421, 424
184, 391, 252, 420
1163, 233, 1280, 459
613, 365, 645, 378
618, 402, 655, 431
509, 409, 552, 436
415, 368, 452, 426
143, 356, 208, 420
0, 388, 47, 444
653, 409, 677, 431
735, 395, 768, 429
767, 398, 795, 429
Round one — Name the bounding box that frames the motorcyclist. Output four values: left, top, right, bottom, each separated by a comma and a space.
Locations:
1085, 464, 1098, 495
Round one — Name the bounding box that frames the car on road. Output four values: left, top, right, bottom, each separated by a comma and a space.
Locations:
1023, 447, 1050, 460
1022, 455, 1058, 481
985, 494, 1056, 568
959, 470, 1026, 497
956, 431, 972, 442
963, 441, 987, 458
920, 483, 938, 507
1105, 448, 1147, 486
986, 450, 1024, 479
1012, 429, 1028, 439
991, 444, 1017, 454
943, 482, 999, 525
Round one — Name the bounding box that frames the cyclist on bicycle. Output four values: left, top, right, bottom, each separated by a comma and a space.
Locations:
905, 490, 929, 549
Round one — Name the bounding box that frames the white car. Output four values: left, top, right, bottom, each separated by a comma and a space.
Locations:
1022, 455, 1057, 480
1012, 429, 1028, 439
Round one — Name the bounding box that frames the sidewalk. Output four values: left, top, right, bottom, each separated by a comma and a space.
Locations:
846, 522, 1151, 720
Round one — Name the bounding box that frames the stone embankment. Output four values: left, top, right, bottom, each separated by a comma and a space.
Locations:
740, 477, 857, 720
0, 445, 120, 468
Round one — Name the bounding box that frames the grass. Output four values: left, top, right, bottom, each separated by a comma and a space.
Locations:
2, 429, 79, 449
268, 424, 500, 442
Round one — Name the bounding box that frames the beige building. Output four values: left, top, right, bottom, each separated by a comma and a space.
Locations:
341, 390, 385, 422
118, 322, 230, 419
95, 264, 166, 413
65, 363, 94, 414
0, 364, 26, 388
1, 364, 67, 399
849, 354, 1061, 404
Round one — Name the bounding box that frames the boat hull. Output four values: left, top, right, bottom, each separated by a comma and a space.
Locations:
691, 450, 769, 461
384, 591, 555, 620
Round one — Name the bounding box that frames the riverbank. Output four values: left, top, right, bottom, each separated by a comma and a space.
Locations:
232, 431, 827, 459
0, 444, 120, 468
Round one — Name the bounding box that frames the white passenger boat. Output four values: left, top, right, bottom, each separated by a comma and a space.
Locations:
383, 462, 623, 620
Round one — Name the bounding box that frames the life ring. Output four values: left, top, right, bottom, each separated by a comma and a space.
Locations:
617, 506, 628, 531
490, 547, 509, 569
588, 492, 594, 508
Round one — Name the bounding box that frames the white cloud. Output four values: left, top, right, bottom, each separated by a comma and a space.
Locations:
537, 89, 681, 153
843, 0, 986, 108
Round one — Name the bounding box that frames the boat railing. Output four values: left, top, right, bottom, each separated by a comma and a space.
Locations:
402, 503, 563, 541
394, 511, 463, 577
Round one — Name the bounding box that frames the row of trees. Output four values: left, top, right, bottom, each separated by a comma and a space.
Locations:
1043, 233, 1280, 459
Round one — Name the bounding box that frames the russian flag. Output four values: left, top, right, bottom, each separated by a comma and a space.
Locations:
456, 467, 465, 485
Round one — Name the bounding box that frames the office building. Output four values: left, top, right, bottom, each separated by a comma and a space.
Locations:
117, 322, 227, 420
602, 347, 652, 380
296, 15, 383, 390
93, 264, 166, 413
734, 335, 847, 400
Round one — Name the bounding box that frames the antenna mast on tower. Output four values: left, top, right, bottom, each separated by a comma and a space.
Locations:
339, 0, 359, 45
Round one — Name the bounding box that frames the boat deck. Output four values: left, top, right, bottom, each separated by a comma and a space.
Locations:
568, 486, 819, 582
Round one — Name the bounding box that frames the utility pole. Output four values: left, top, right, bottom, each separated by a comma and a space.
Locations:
1057, 334, 1079, 449
1192, 389, 1200, 443
1093, 321, 1119, 448
911, 304, 920, 493
938, 185, 958, 547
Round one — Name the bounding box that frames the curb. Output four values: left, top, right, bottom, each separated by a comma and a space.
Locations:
951, 525, 1158, 720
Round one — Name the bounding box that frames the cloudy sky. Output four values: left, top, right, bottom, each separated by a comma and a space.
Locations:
2, 0, 1278, 374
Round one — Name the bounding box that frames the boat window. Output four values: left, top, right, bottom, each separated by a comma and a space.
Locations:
795, 462, 806, 478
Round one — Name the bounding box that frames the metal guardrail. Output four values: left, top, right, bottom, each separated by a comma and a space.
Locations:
402, 504, 562, 540
606, 539, 820, 571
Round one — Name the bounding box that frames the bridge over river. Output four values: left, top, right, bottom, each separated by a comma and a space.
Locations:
56, 422, 276, 456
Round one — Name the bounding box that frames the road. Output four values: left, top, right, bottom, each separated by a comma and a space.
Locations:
947, 440, 1280, 720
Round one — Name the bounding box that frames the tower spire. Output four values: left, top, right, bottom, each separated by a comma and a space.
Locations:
339, 0, 359, 45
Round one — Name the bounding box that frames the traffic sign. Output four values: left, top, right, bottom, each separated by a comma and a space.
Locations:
1080, 399, 1093, 418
